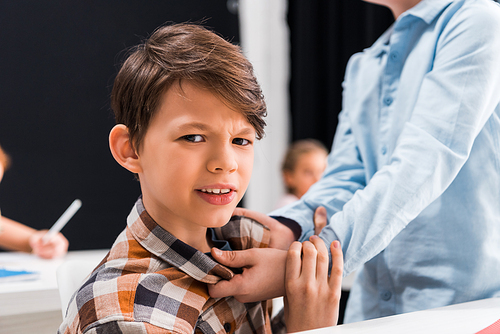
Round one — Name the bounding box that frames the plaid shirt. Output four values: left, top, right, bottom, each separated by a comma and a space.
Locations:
58, 198, 271, 334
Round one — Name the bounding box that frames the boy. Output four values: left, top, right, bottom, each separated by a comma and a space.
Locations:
58, 23, 271, 334
59, 22, 344, 334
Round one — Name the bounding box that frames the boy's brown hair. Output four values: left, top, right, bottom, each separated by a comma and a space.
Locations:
0, 145, 11, 171
111, 23, 267, 152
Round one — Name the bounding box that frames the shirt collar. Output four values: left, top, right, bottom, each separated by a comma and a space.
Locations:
125, 197, 234, 284
366, 0, 453, 57
399, 0, 454, 25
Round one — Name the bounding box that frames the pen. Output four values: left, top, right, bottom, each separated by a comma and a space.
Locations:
42, 199, 82, 243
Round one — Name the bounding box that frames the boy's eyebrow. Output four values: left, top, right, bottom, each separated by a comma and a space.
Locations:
177, 122, 209, 131
177, 122, 256, 135
235, 127, 256, 136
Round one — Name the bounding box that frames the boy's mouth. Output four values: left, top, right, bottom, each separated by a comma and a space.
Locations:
199, 188, 231, 194
196, 186, 236, 205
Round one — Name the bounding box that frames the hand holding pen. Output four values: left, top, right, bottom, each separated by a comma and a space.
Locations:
29, 199, 81, 259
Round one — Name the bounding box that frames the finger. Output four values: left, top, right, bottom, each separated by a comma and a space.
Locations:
32, 243, 54, 259
301, 241, 318, 281
211, 248, 253, 268
232, 208, 282, 231
37, 250, 54, 259
232, 207, 265, 222
60, 234, 69, 252
232, 207, 247, 217
309, 236, 328, 282
286, 241, 303, 281
29, 234, 45, 251
328, 241, 344, 290
314, 206, 327, 235
208, 274, 245, 298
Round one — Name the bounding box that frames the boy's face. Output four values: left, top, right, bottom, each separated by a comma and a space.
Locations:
136, 81, 255, 238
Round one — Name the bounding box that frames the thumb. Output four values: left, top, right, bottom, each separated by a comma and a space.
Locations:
211, 248, 253, 268
209, 248, 254, 300
314, 206, 328, 235
208, 274, 244, 299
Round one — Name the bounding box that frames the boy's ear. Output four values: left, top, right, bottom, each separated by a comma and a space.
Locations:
109, 124, 142, 174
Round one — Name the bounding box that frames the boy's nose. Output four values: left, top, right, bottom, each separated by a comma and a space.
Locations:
207, 147, 237, 173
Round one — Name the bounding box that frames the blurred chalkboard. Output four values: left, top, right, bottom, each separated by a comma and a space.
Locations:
0, 1, 239, 250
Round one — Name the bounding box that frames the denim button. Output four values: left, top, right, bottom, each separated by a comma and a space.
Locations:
384, 96, 393, 106
381, 290, 392, 301
390, 51, 399, 62
381, 146, 387, 155
224, 323, 232, 333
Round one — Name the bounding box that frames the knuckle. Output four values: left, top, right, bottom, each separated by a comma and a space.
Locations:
329, 290, 342, 304
317, 251, 328, 262
304, 282, 317, 295
330, 265, 343, 277
227, 251, 237, 262
287, 243, 302, 256
302, 241, 317, 255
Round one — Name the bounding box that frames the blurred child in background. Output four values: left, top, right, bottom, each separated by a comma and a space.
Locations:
275, 139, 328, 209
0, 144, 68, 258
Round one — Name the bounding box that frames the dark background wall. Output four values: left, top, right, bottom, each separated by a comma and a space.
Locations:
0, 0, 239, 250
288, 0, 394, 149
0, 0, 393, 252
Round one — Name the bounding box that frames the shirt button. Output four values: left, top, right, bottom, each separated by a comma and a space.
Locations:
224, 323, 232, 333
381, 146, 387, 155
383, 96, 393, 106
390, 51, 399, 62
381, 290, 392, 301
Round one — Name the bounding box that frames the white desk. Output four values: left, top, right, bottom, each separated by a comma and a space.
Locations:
297, 297, 500, 334
2, 251, 498, 334
0, 249, 108, 334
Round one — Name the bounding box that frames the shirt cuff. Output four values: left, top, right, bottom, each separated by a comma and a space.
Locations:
271, 216, 302, 241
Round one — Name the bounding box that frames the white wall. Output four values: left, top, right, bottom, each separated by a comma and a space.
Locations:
238, 0, 290, 214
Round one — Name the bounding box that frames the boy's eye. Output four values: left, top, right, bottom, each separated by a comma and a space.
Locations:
182, 135, 204, 143
233, 138, 251, 146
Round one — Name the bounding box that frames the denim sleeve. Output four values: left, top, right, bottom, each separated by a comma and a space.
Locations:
269, 102, 367, 244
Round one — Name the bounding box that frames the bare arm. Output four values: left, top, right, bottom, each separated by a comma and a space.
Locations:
0, 215, 68, 258
0, 216, 36, 252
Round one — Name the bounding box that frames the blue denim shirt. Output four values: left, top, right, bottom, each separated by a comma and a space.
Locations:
271, 0, 500, 323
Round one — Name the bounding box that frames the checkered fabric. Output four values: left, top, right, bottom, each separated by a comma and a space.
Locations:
58, 197, 271, 334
